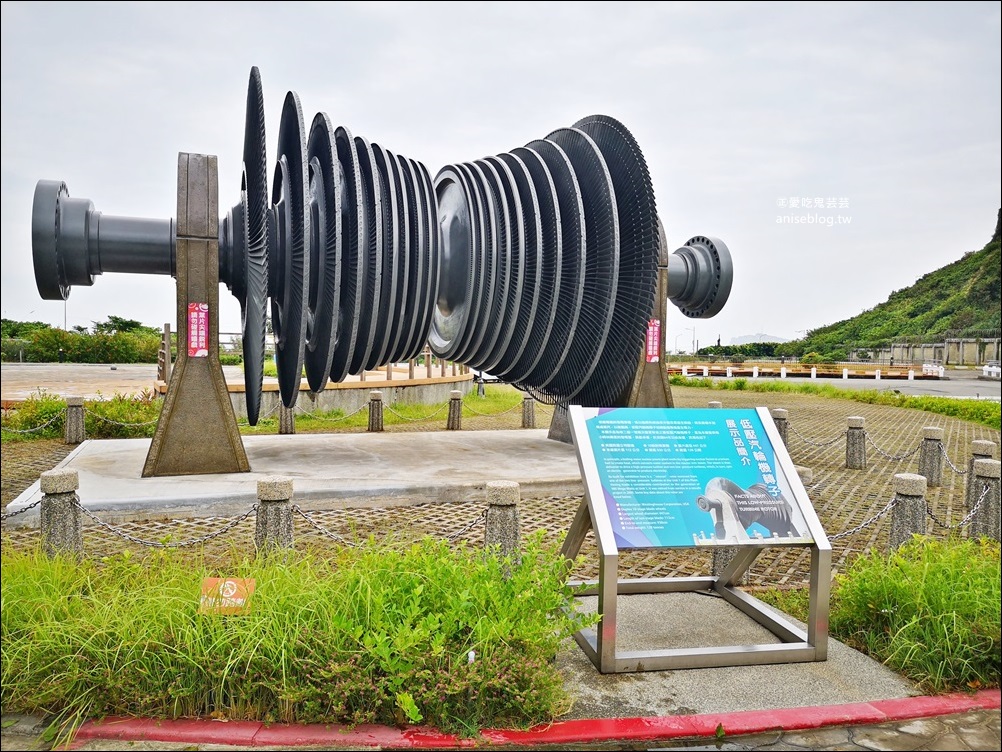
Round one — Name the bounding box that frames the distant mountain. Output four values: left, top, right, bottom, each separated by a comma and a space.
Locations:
730, 333, 789, 346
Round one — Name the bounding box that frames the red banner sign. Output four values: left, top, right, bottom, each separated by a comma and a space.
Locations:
187, 302, 209, 357
645, 318, 661, 363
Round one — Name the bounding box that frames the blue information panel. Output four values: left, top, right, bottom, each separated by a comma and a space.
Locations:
572, 407, 814, 549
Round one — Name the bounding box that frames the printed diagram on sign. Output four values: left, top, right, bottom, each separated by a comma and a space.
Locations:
693, 478, 806, 545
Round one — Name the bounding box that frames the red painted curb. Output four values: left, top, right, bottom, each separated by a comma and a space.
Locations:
70, 690, 1000, 749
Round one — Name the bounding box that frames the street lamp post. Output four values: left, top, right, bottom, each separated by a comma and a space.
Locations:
686, 326, 696, 356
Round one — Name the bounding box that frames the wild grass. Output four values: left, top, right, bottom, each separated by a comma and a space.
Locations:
1, 532, 595, 743
756, 536, 1001, 693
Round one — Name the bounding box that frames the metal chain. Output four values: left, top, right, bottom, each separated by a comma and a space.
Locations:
73, 499, 258, 547
938, 441, 968, 475
787, 423, 846, 447
295, 402, 368, 422
0, 411, 65, 434
292, 504, 487, 545
865, 434, 921, 461
927, 484, 991, 531
0, 498, 42, 521
291, 505, 363, 547
258, 401, 281, 419
84, 408, 159, 427
445, 508, 487, 541
829, 495, 898, 541
384, 402, 449, 422
462, 401, 522, 417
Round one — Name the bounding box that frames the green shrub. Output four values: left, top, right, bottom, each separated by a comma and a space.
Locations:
1, 533, 594, 742
0, 390, 65, 441
830, 536, 1000, 693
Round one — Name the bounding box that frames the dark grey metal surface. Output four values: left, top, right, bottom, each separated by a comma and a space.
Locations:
29, 67, 734, 430
269, 91, 310, 409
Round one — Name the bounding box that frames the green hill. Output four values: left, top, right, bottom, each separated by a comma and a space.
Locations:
703, 211, 1001, 361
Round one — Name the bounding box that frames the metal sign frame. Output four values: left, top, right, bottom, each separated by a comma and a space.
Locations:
563, 405, 831, 674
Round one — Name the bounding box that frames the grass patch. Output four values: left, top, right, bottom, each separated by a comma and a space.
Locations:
1, 532, 595, 743
669, 375, 1001, 429
756, 536, 1001, 693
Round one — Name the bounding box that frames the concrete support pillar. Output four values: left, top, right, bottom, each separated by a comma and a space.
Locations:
890, 473, 927, 550
485, 480, 521, 563
846, 416, 866, 470
771, 408, 789, 446
255, 476, 294, 554
918, 427, 944, 488
279, 405, 296, 435
368, 391, 384, 432
426, 349, 433, 378
968, 459, 1001, 542
708, 400, 722, 409
522, 395, 536, 429
408, 359, 416, 379
385, 363, 393, 380
40, 468, 83, 558
446, 390, 463, 430
966, 440, 997, 516
64, 396, 85, 444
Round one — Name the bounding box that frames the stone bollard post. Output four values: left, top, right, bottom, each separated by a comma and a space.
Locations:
918, 427, 944, 488
846, 416, 866, 470
522, 395, 536, 429
40, 468, 83, 558
708, 400, 722, 409
966, 440, 997, 515
368, 391, 384, 432
771, 408, 789, 446
446, 390, 463, 430
968, 459, 1000, 542
426, 351, 433, 378
279, 405, 296, 434
485, 480, 521, 565
889, 473, 927, 550
255, 476, 294, 554
64, 396, 85, 444
408, 359, 416, 379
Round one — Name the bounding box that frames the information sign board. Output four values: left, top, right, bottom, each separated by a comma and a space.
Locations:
571, 406, 813, 549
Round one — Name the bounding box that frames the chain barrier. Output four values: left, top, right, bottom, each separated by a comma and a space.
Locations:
829, 496, 898, 541
257, 401, 282, 419
384, 402, 449, 422
0, 498, 42, 521
290, 505, 363, 547
865, 433, 921, 462
787, 423, 846, 448
461, 401, 523, 418
927, 484, 990, 531
445, 508, 487, 541
83, 409, 159, 427
938, 441, 968, 475
0, 411, 65, 435
72, 499, 258, 547
292, 504, 487, 546
294, 402, 369, 422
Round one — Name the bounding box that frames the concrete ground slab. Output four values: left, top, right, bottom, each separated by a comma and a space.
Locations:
5, 429, 584, 526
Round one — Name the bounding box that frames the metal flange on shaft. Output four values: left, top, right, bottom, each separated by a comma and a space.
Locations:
30, 66, 733, 426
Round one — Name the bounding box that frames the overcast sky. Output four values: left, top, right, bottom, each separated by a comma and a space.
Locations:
2, 1, 999, 351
